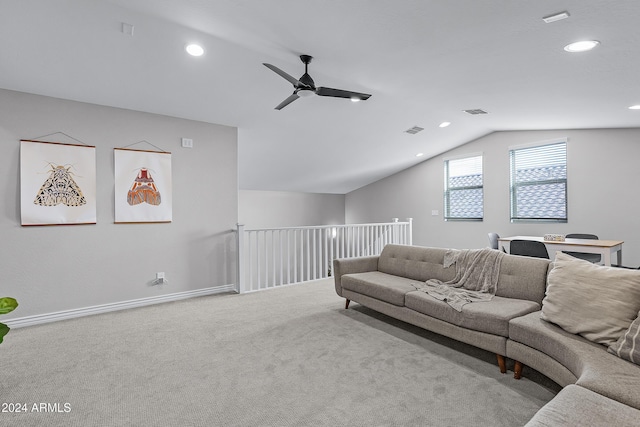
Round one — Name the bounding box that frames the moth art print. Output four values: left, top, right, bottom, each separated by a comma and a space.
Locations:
34, 164, 87, 207
127, 168, 161, 206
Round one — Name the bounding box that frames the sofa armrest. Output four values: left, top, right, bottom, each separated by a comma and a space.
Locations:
333, 256, 379, 296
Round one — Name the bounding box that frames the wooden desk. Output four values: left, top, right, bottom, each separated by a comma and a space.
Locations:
498, 236, 623, 266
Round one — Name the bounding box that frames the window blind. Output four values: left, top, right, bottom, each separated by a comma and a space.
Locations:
444, 155, 483, 221
510, 141, 567, 222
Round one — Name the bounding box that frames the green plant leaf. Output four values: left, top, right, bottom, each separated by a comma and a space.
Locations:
0, 322, 9, 344
0, 297, 18, 315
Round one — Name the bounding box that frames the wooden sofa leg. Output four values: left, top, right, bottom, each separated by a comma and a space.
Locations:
496, 354, 507, 374
514, 361, 523, 379
345, 299, 350, 309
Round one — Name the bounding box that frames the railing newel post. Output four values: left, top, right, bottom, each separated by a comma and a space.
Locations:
236, 223, 246, 294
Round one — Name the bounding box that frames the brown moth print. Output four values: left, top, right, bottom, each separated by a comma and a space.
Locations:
34, 164, 87, 207
127, 168, 161, 206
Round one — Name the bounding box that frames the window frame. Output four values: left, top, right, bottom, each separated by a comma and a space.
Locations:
443, 153, 484, 222
509, 138, 568, 223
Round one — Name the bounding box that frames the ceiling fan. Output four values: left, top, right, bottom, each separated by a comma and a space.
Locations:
263, 54, 372, 110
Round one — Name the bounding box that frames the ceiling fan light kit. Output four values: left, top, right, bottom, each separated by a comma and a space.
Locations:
297, 89, 314, 98
263, 54, 371, 110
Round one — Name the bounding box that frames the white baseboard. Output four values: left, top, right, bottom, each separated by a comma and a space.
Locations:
4, 284, 238, 329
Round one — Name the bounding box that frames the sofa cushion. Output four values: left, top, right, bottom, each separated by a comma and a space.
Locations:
510, 311, 640, 410
405, 291, 540, 337
377, 245, 456, 282
341, 271, 419, 306
494, 254, 550, 304
525, 384, 640, 427
541, 252, 640, 346
608, 310, 640, 365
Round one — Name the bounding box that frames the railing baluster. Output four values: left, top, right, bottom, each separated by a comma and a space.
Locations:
293, 229, 298, 284
324, 228, 329, 278
332, 228, 336, 273
305, 228, 311, 280
262, 231, 267, 290
277, 230, 281, 286
271, 230, 276, 287
287, 229, 291, 284
262, 231, 266, 289
254, 231, 259, 291
312, 228, 317, 280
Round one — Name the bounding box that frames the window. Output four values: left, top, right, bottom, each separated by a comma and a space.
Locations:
510, 140, 567, 222
444, 154, 483, 221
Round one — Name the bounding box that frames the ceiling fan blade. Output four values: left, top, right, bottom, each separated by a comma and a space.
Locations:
263, 63, 305, 87
316, 87, 371, 100
274, 93, 300, 110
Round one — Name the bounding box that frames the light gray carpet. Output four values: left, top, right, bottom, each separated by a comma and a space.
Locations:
1, 279, 559, 427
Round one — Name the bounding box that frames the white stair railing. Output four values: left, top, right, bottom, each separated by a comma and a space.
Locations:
236, 218, 412, 293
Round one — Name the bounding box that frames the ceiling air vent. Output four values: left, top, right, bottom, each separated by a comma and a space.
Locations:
463, 109, 489, 115
404, 126, 424, 135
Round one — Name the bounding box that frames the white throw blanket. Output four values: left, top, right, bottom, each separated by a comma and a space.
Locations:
412, 248, 505, 311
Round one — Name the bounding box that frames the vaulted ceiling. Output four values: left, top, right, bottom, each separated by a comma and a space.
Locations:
1, 0, 638, 193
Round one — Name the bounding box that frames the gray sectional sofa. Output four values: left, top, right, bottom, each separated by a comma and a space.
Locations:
333, 244, 640, 426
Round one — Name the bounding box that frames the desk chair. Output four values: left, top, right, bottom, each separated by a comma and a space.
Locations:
488, 232, 499, 250
509, 240, 549, 259
564, 233, 601, 263
488, 233, 507, 252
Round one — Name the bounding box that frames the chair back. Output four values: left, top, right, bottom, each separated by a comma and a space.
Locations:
509, 240, 549, 259
488, 232, 499, 250
566, 233, 598, 240
564, 233, 601, 263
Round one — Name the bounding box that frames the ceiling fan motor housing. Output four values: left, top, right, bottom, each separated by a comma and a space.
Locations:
298, 55, 316, 89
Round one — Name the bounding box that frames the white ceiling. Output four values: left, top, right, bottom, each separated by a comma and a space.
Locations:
1, 0, 639, 194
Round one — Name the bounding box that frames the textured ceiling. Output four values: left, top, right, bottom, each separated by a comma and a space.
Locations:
1, 0, 639, 193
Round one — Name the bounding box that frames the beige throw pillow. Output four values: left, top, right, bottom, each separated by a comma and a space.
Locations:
541, 252, 640, 346
608, 311, 640, 364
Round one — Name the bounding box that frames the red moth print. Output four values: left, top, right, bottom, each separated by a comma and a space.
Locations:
127, 168, 161, 206
34, 164, 87, 207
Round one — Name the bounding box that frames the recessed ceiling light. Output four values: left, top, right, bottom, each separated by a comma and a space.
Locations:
628, 105, 640, 110
564, 40, 599, 53
416, 153, 424, 157
350, 97, 361, 103
185, 44, 204, 57
439, 121, 451, 128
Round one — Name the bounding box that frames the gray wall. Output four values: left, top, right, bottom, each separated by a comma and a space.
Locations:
1, 89, 238, 320
239, 190, 345, 229
346, 129, 640, 267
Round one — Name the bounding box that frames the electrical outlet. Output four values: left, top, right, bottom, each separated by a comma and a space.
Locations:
431, 210, 439, 216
